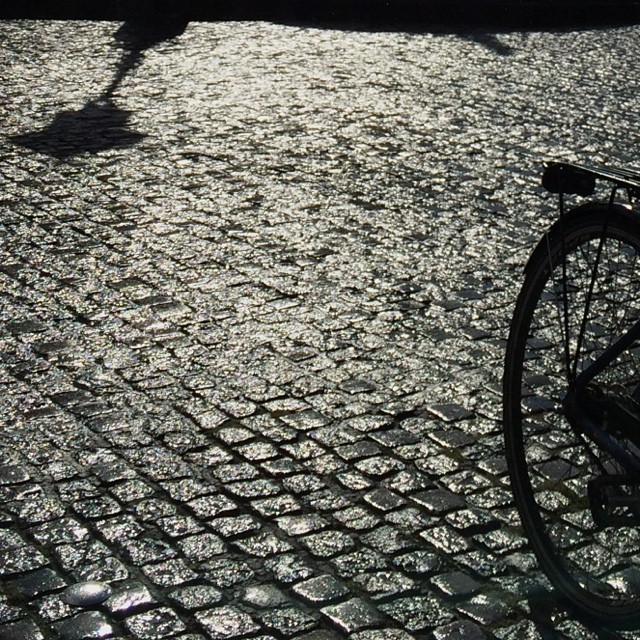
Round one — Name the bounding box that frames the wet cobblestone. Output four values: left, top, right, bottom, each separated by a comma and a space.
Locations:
2, 14, 640, 640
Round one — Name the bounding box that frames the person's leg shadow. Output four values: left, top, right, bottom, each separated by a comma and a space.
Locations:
10, 17, 188, 159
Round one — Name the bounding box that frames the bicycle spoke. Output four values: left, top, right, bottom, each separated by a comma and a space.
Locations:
570, 217, 609, 381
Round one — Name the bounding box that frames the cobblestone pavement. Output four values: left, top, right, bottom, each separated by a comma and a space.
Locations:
2, 17, 640, 640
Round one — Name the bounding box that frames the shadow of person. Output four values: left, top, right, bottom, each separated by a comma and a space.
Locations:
10, 17, 189, 159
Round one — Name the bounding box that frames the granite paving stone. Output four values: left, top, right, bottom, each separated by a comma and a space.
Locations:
412, 490, 467, 516
142, 559, 199, 587
295, 632, 343, 640
353, 571, 418, 601
432, 619, 487, 640
363, 488, 406, 512
393, 551, 443, 578
8, 568, 67, 599
385, 507, 433, 533
125, 607, 188, 639
208, 514, 262, 538
0, 597, 24, 625
300, 531, 355, 558
456, 550, 508, 579
8, 495, 67, 525
351, 631, 417, 640
321, 598, 383, 633
109, 480, 156, 502
474, 528, 529, 556
0, 620, 46, 640
260, 458, 301, 476
156, 514, 205, 538
177, 533, 226, 562
444, 508, 501, 536
2, 14, 639, 640
232, 531, 294, 557
265, 554, 316, 585
121, 538, 177, 565
275, 514, 329, 536
104, 582, 156, 617
332, 506, 381, 531
32, 590, 76, 623
0, 465, 32, 485
194, 606, 260, 639
168, 584, 224, 611
455, 592, 514, 627
53, 611, 114, 640
331, 548, 388, 578
420, 526, 472, 555
430, 571, 485, 597
251, 494, 302, 517
187, 495, 238, 520
335, 470, 373, 491
72, 557, 130, 584
95, 515, 145, 544
0, 548, 49, 577
241, 584, 289, 608
0, 530, 27, 551
256, 606, 318, 635
360, 525, 415, 554
293, 575, 350, 605
379, 596, 455, 632
202, 558, 255, 588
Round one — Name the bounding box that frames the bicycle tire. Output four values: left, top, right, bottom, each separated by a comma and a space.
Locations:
504, 202, 640, 626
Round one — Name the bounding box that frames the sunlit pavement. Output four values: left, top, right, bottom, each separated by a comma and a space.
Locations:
2, 17, 640, 640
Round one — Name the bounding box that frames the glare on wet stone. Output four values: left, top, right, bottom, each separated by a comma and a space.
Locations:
1, 16, 639, 640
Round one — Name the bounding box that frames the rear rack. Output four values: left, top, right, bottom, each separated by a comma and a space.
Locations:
542, 162, 640, 198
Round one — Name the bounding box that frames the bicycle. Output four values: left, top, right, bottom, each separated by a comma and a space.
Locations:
503, 161, 640, 627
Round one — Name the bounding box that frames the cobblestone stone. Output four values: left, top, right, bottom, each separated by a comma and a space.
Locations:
431, 571, 485, 597
257, 606, 318, 635
266, 554, 316, 585
194, 606, 260, 639
125, 607, 188, 639
104, 582, 156, 616
293, 575, 350, 604
0, 547, 49, 577
53, 611, 114, 640
456, 593, 513, 626
0, 620, 45, 640
9, 569, 67, 600
321, 598, 383, 633
168, 584, 223, 611
380, 596, 455, 632
353, 571, 418, 601
432, 619, 487, 640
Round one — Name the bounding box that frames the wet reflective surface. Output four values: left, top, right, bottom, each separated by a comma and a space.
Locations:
2, 16, 640, 640
62, 581, 112, 607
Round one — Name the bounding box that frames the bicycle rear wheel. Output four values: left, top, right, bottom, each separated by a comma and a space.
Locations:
504, 202, 640, 626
